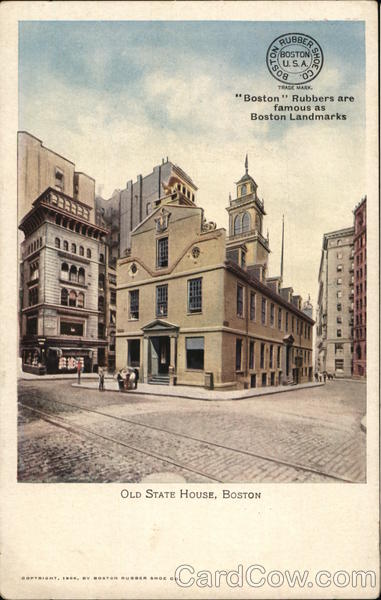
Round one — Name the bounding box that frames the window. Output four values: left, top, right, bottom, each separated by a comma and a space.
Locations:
87, 248, 91, 258
250, 292, 256, 320
55, 237, 60, 249
237, 284, 244, 317
337, 316, 342, 324
337, 291, 342, 299
157, 237, 168, 268
30, 262, 39, 281
55, 167, 64, 190
235, 339, 242, 371
61, 288, 68, 306
128, 339, 140, 367
278, 308, 282, 330
99, 274, 105, 290
242, 212, 250, 232
26, 317, 37, 335
337, 264, 343, 272
77, 292, 84, 308
335, 359, 344, 371
98, 296, 104, 311
129, 290, 139, 320
233, 215, 241, 235
78, 267, 85, 284
186, 337, 204, 370
337, 303, 342, 311
69, 265, 77, 282
260, 343, 265, 369
63, 240, 69, 251
110, 310, 116, 324
337, 252, 343, 259
261, 298, 266, 325
269, 345, 273, 369
241, 250, 246, 268
337, 240, 341, 246
241, 184, 247, 196
28, 287, 38, 306
146, 203, 152, 216
249, 341, 255, 370
60, 321, 83, 336
337, 278, 342, 285
78, 246, 84, 256
156, 284, 168, 317
71, 243, 76, 254
270, 303, 275, 326
337, 329, 342, 338
188, 278, 202, 313
356, 344, 362, 359
110, 290, 116, 305
292, 316, 295, 332
69, 290, 77, 307
99, 253, 104, 263
285, 312, 289, 332
61, 262, 69, 280
277, 346, 281, 368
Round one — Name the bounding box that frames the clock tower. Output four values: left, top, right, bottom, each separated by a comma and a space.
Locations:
226, 156, 270, 278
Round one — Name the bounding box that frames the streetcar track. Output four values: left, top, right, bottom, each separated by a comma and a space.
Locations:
19, 397, 356, 483
19, 403, 220, 483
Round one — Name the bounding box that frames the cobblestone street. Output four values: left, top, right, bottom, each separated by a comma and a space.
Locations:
18, 379, 366, 483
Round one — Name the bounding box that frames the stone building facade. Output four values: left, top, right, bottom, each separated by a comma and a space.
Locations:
315, 227, 355, 377
116, 164, 314, 389
352, 197, 366, 378
18, 132, 109, 374
95, 159, 197, 261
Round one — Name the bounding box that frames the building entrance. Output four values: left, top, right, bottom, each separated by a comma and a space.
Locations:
150, 336, 170, 375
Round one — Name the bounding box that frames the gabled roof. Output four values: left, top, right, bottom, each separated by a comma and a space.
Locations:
141, 319, 179, 332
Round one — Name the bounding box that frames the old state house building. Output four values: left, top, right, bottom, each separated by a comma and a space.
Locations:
116, 161, 314, 390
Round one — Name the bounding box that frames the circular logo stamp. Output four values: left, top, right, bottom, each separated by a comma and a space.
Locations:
266, 33, 324, 84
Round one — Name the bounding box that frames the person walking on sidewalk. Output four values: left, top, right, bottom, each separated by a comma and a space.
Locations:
117, 370, 124, 392
77, 359, 82, 384
98, 367, 105, 391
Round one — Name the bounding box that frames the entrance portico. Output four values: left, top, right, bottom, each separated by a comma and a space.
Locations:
141, 320, 179, 384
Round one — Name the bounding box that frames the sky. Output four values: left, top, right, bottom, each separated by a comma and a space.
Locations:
19, 20, 365, 310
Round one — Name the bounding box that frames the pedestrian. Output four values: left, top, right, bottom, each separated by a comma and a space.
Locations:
323, 371, 327, 383
98, 367, 104, 391
117, 371, 124, 392
77, 359, 82, 384
134, 368, 139, 389
129, 369, 136, 390
314, 371, 318, 382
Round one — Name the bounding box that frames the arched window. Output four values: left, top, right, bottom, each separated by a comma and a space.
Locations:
69, 290, 77, 307
61, 288, 68, 306
99, 274, 105, 290
241, 184, 247, 197
78, 267, 85, 284
98, 296, 104, 311
77, 292, 84, 308
69, 265, 77, 282
63, 240, 69, 251
71, 243, 76, 254
337, 240, 341, 246
55, 237, 60, 249
99, 253, 104, 263
234, 215, 242, 235
87, 248, 91, 258
242, 212, 251, 233
61, 263, 69, 281
79, 246, 84, 256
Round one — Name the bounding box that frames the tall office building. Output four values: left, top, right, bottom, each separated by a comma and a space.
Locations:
352, 197, 366, 378
315, 227, 355, 377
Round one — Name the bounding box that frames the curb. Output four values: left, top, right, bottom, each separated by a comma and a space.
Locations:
71, 381, 325, 402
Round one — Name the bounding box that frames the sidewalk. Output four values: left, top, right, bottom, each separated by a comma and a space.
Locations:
19, 372, 98, 381
71, 379, 325, 401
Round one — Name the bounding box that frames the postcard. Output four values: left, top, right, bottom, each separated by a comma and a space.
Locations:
0, 1, 379, 599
